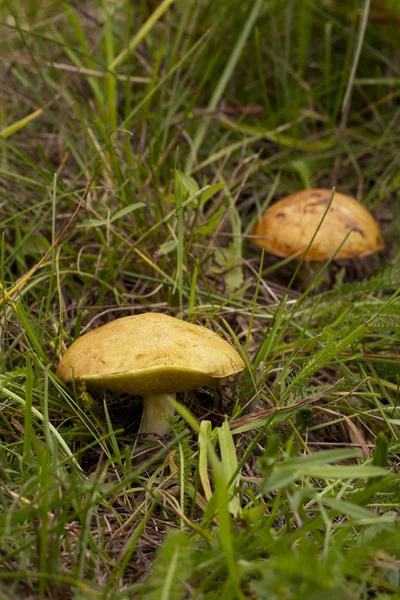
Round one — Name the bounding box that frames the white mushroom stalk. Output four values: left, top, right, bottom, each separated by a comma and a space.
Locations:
140, 393, 176, 436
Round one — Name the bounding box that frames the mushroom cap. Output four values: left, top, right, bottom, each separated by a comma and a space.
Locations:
251, 189, 384, 261
56, 313, 244, 395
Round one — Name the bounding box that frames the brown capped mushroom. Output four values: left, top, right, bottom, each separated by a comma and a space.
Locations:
56, 313, 244, 436
250, 189, 384, 261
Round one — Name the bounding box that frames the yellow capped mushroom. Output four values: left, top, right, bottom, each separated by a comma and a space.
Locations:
56, 313, 244, 436
251, 189, 384, 261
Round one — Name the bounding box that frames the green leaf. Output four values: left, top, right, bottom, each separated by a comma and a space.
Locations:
198, 420, 214, 501
301, 465, 386, 479
110, 202, 145, 222
218, 420, 241, 517
283, 448, 361, 467
372, 432, 390, 469
199, 183, 226, 206
196, 207, 225, 235
77, 203, 145, 228
0, 108, 44, 139
77, 219, 106, 228
156, 239, 177, 257
175, 170, 199, 197
213, 244, 244, 292
322, 498, 397, 523
261, 467, 299, 493
261, 454, 386, 493
225, 265, 244, 293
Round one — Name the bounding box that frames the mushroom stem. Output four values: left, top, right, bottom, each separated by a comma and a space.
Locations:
298, 261, 330, 291
139, 393, 176, 435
